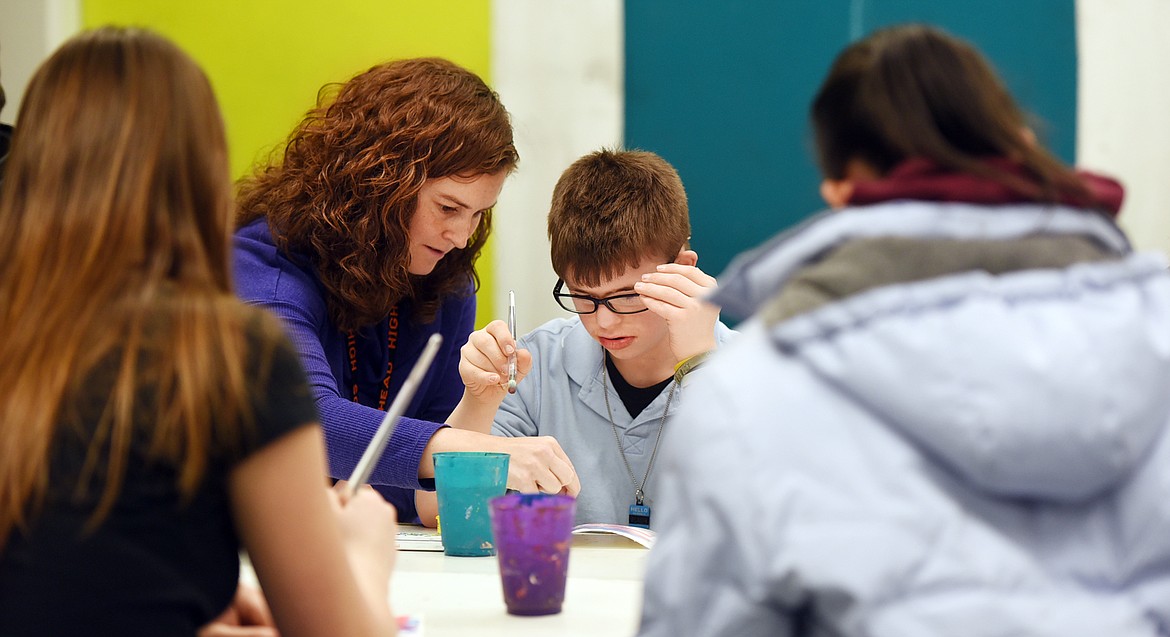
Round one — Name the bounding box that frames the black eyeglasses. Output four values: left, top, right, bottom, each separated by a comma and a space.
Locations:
552, 279, 649, 315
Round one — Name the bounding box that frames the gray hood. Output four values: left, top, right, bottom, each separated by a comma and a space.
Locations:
712, 202, 1170, 502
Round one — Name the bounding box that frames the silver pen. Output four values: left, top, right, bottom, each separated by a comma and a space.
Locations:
507, 290, 518, 394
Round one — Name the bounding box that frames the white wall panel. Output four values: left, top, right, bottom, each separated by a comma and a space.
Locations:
1077, 0, 1170, 254
0, 0, 78, 124
490, 0, 624, 332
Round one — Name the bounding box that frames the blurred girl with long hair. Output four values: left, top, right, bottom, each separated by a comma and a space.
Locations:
0, 27, 398, 637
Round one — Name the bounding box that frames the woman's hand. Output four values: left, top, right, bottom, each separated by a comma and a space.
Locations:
422, 428, 581, 496
488, 435, 581, 495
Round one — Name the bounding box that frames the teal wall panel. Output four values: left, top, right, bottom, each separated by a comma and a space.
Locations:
625, 1, 1078, 287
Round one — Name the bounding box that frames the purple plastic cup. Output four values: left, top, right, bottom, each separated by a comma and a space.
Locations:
488, 492, 577, 616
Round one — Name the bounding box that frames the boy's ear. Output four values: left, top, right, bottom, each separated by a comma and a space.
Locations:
1020, 126, 1037, 147
821, 157, 881, 209
820, 179, 854, 209
674, 248, 698, 267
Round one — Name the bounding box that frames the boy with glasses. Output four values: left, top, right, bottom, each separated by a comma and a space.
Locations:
423, 149, 733, 528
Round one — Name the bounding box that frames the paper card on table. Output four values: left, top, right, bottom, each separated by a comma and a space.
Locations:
397, 614, 423, 636
396, 529, 444, 552
571, 523, 657, 549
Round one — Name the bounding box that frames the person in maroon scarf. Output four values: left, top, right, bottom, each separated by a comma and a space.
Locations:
638, 24, 1169, 637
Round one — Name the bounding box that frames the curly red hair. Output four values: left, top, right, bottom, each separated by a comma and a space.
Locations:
238, 57, 518, 330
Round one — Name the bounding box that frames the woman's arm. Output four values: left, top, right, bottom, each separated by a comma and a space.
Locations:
260, 297, 446, 490
229, 425, 398, 637
416, 322, 543, 527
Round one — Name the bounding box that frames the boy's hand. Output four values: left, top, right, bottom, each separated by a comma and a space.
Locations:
458, 319, 533, 401
634, 249, 720, 364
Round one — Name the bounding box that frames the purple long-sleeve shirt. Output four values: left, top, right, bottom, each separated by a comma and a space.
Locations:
233, 217, 474, 519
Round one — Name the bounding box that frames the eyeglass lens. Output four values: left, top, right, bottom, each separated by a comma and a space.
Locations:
567, 294, 645, 314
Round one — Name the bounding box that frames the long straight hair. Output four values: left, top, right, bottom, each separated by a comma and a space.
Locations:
0, 27, 267, 547
812, 24, 1093, 206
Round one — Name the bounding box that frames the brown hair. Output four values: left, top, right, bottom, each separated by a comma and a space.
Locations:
811, 24, 1093, 205
0, 27, 274, 547
548, 149, 689, 287
237, 58, 518, 330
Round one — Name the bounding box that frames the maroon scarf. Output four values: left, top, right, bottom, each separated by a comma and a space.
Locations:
848, 158, 1124, 218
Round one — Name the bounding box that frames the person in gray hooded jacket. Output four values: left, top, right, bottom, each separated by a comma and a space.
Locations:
637, 23, 1170, 637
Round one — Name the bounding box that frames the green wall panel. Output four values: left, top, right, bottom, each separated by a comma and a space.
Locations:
82, 0, 500, 323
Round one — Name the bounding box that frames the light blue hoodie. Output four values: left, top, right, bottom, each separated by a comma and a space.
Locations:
492, 317, 733, 526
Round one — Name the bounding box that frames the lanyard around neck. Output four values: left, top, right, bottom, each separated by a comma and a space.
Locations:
601, 359, 678, 506
346, 306, 399, 411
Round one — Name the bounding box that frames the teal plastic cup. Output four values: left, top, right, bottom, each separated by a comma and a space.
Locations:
489, 492, 577, 615
433, 451, 510, 557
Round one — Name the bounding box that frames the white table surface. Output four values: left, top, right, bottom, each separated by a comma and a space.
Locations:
242, 527, 649, 637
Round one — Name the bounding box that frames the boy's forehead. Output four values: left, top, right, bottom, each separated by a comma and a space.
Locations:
565, 273, 634, 295
564, 255, 664, 293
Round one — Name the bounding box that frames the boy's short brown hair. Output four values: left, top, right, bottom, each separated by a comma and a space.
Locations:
548, 149, 690, 287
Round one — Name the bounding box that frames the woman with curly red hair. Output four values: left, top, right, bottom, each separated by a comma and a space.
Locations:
234, 57, 579, 520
